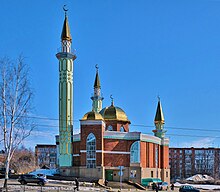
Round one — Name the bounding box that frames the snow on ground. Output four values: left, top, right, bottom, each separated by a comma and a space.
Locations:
7, 185, 103, 191
175, 182, 220, 190
186, 174, 214, 181
48, 179, 95, 186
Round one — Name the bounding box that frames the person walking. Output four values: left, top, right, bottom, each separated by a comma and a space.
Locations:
155, 183, 159, 192
152, 182, 156, 190
171, 183, 174, 190
74, 178, 79, 191
104, 179, 108, 186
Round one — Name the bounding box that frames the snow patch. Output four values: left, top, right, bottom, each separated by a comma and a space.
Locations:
174, 182, 220, 190
186, 174, 214, 181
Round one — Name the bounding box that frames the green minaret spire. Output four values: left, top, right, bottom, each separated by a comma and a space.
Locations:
91, 65, 103, 113
94, 70, 101, 88
56, 9, 76, 167
153, 97, 166, 138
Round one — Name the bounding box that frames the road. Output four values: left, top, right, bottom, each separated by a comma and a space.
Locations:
0, 179, 214, 192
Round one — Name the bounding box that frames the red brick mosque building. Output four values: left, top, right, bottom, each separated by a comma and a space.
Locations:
55, 10, 170, 184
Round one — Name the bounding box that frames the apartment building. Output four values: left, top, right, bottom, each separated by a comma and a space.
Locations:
169, 147, 220, 180
35, 144, 57, 169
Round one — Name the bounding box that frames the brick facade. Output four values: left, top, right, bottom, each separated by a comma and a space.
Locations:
57, 119, 170, 184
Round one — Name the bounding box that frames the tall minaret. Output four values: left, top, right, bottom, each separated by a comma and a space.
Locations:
153, 97, 166, 138
91, 65, 104, 113
56, 9, 76, 167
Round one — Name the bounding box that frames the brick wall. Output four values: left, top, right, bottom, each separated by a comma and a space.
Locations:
140, 142, 147, 168
160, 145, 169, 169
104, 154, 130, 166
105, 120, 130, 132
104, 139, 134, 166
80, 122, 105, 166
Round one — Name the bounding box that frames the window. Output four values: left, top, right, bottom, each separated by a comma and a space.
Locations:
130, 141, 140, 163
120, 126, 125, 132
155, 145, 158, 168
86, 133, 96, 168
130, 170, 137, 178
151, 171, 154, 177
107, 125, 113, 131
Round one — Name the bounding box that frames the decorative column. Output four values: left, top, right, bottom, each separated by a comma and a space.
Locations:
56, 10, 76, 167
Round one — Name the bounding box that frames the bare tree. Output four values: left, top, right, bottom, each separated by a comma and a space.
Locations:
0, 56, 34, 189
10, 146, 37, 174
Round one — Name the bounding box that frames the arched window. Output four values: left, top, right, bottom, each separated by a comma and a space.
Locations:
120, 126, 125, 132
107, 125, 113, 131
86, 133, 96, 168
130, 141, 140, 163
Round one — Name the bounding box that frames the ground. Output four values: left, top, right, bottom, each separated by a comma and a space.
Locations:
0, 179, 215, 192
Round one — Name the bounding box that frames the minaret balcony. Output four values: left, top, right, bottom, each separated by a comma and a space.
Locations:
56, 51, 76, 60
91, 94, 104, 100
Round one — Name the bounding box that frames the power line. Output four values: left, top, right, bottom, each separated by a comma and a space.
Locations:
3, 114, 220, 135
29, 124, 220, 140
166, 134, 220, 139
131, 124, 220, 132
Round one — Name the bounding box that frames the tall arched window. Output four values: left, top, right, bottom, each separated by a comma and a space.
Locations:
130, 141, 140, 163
86, 133, 96, 168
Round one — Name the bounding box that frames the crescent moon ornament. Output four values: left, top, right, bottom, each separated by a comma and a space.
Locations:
110, 95, 114, 106
157, 95, 160, 101
63, 5, 68, 13
95, 64, 99, 71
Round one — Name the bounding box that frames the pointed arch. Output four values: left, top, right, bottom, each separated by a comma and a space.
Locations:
86, 133, 96, 168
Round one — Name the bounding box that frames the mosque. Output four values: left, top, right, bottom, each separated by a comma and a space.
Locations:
55, 10, 170, 184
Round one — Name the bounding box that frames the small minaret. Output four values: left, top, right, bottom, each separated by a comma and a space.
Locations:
91, 65, 104, 113
153, 97, 166, 138
56, 8, 76, 167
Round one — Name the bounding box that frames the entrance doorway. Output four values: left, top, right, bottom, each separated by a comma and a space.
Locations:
105, 170, 113, 181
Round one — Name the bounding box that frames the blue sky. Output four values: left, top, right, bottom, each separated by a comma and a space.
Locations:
1, 0, 220, 149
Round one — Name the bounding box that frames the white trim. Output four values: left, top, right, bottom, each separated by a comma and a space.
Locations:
161, 138, 169, 146
140, 134, 161, 144
73, 154, 80, 157
104, 151, 130, 154
80, 120, 106, 126
80, 150, 130, 154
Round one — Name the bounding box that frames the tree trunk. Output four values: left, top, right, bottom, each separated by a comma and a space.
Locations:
3, 178, 7, 190
3, 154, 10, 189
